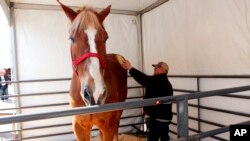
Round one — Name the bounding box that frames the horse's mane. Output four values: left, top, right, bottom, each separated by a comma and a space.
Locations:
69, 7, 104, 36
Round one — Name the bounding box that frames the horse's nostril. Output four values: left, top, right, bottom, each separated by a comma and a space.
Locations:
84, 89, 90, 99
83, 88, 95, 105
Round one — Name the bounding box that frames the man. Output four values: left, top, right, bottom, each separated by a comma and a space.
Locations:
122, 60, 173, 141
0, 69, 9, 101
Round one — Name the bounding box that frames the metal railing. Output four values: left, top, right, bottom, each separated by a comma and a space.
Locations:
0, 78, 144, 140
1, 84, 250, 140
1, 75, 250, 140
168, 75, 250, 140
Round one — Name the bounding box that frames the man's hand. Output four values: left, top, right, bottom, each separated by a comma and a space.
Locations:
122, 60, 132, 70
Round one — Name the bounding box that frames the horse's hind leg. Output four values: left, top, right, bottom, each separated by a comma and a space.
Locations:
73, 119, 91, 141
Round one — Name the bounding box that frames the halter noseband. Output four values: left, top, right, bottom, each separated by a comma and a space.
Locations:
71, 47, 106, 74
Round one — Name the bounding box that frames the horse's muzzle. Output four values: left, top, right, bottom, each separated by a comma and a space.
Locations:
82, 88, 106, 105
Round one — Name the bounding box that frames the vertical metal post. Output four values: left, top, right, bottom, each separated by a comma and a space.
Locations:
137, 12, 146, 132
138, 13, 144, 71
10, 3, 23, 140
197, 77, 201, 139
177, 97, 189, 140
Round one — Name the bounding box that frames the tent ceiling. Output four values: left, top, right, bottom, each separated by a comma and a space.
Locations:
10, 0, 159, 12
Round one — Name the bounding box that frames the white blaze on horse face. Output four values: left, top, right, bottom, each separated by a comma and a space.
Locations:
84, 27, 106, 104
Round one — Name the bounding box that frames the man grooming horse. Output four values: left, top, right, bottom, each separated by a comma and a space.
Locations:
122, 60, 173, 141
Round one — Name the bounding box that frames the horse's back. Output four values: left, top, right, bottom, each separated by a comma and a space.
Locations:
105, 54, 127, 102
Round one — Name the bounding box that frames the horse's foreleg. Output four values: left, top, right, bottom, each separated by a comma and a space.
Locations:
113, 132, 119, 141
100, 119, 119, 141
100, 128, 117, 141
73, 119, 91, 141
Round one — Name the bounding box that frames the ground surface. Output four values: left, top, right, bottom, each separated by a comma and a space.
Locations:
91, 134, 147, 141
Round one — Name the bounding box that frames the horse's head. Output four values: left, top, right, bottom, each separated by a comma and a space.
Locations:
57, 0, 111, 106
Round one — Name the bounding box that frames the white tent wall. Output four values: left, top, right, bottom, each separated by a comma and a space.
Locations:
142, 0, 250, 140
0, 0, 11, 68
142, 0, 250, 75
13, 6, 142, 140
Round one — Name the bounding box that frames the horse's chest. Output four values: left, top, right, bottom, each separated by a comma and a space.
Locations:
92, 114, 108, 126
76, 114, 108, 127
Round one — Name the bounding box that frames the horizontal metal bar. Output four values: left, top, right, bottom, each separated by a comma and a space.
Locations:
0, 85, 249, 124
168, 75, 250, 78
0, 102, 69, 111
173, 113, 225, 128
1, 88, 141, 100
169, 130, 177, 135
2, 75, 249, 85
220, 94, 250, 99
0, 115, 144, 134
189, 104, 250, 118
188, 120, 250, 141
13, 3, 139, 16
128, 86, 143, 89
173, 113, 248, 140
121, 114, 144, 119
0, 97, 143, 111
0, 123, 71, 134
171, 122, 228, 141
126, 96, 143, 99
173, 89, 197, 93
140, 0, 169, 14
188, 116, 224, 128
189, 126, 229, 140
169, 122, 225, 141
0, 91, 68, 99
22, 131, 73, 140
21, 122, 145, 140
1, 86, 142, 98
0, 98, 163, 124
0, 78, 70, 84
186, 85, 250, 100
211, 136, 228, 141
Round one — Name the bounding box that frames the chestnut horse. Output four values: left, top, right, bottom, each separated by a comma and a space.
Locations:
57, 1, 127, 141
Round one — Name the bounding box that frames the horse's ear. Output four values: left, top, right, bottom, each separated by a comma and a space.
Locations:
57, 0, 77, 22
98, 5, 111, 23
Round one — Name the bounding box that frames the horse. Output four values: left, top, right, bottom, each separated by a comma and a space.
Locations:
57, 1, 128, 141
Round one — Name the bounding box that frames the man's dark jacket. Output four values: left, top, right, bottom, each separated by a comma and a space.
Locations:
129, 68, 173, 120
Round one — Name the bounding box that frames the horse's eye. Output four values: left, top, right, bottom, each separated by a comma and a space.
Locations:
69, 36, 75, 43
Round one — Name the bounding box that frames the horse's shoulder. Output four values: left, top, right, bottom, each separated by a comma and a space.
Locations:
105, 53, 127, 76
106, 54, 125, 66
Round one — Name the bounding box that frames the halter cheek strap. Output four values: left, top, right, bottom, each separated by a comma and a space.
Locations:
71, 47, 106, 74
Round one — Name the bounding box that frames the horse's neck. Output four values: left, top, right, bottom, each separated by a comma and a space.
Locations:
104, 54, 128, 103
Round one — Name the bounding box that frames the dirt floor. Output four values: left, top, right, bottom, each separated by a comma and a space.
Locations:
91, 134, 147, 141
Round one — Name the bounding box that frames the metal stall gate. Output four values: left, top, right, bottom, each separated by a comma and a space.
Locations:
1, 75, 250, 141
0, 77, 144, 141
